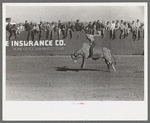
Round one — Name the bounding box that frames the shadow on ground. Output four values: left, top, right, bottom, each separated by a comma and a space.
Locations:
55, 66, 107, 72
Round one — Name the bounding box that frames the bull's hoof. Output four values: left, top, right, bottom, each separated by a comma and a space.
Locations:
108, 69, 116, 72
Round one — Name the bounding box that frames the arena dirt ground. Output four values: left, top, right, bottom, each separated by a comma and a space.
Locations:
6, 55, 144, 101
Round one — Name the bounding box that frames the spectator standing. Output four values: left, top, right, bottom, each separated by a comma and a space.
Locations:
85, 25, 89, 33
51, 22, 55, 39
131, 21, 136, 40
12, 24, 17, 39
38, 21, 44, 41
67, 21, 73, 39
70, 23, 75, 32
141, 23, 144, 31
75, 20, 81, 31
25, 20, 30, 31
80, 23, 85, 32
16, 24, 21, 34
88, 22, 93, 34
61, 24, 68, 39
33, 23, 39, 35
46, 22, 51, 39
101, 21, 105, 38
6, 21, 13, 40
110, 20, 116, 40
96, 20, 101, 36
106, 21, 111, 30
58, 20, 62, 40
19, 23, 24, 32
67, 21, 71, 32
6, 21, 12, 31
124, 22, 129, 37
119, 20, 125, 39
27, 22, 34, 41
93, 21, 97, 35
131, 21, 135, 31
75, 20, 81, 39
115, 20, 120, 29
135, 19, 141, 40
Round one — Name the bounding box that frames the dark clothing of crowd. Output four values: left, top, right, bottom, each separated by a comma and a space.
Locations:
75, 22, 81, 31
6, 23, 18, 40
6, 19, 144, 41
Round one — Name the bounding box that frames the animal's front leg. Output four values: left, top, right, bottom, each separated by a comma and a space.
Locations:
81, 56, 86, 68
105, 59, 110, 71
107, 64, 110, 70
111, 63, 116, 72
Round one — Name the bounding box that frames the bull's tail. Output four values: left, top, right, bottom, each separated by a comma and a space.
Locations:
111, 52, 116, 64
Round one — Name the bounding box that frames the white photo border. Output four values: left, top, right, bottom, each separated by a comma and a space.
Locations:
3, 2, 148, 121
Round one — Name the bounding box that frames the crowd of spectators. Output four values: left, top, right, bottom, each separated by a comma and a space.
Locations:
6, 19, 144, 41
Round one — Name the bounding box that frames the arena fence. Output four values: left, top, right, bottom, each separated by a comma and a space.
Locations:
6, 30, 144, 56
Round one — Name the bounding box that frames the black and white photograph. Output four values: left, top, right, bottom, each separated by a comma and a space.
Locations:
3, 3, 148, 120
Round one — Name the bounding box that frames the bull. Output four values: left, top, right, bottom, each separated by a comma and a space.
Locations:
71, 34, 116, 71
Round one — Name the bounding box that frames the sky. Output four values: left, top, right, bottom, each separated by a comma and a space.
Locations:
6, 6, 144, 23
